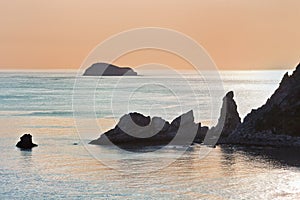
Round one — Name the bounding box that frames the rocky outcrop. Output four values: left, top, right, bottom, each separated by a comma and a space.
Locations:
205, 91, 241, 145
226, 63, 300, 147
90, 110, 208, 146
83, 63, 137, 76
89, 63, 300, 148
16, 134, 38, 149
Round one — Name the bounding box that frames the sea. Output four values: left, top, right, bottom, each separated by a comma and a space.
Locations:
0, 69, 299, 199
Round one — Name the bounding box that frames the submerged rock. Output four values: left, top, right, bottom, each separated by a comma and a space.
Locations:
16, 134, 38, 149
83, 63, 137, 76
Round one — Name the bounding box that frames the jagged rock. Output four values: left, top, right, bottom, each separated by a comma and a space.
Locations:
204, 91, 241, 145
170, 110, 194, 128
89, 110, 204, 146
83, 63, 137, 76
16, 134, 38, 149
151, 117, 170, 134
194, 124, 209, 143
227, 63, 300, 146
168, 110, 198, 133
116, 112, 151, 138
167, 110, 199, 144
216, 91, 241, 137
90, 112, 168, 145
89, 63, 300, 148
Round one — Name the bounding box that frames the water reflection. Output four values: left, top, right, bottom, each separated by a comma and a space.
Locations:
220, 145, 300, 168
219, 146, 237, 176
20, 149, 32, 155
19, 148, 32, 163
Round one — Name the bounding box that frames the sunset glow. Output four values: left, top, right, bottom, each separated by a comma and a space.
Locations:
0, 0, 299, 70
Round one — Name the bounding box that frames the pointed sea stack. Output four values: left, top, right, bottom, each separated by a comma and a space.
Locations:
204, 91, 241, 145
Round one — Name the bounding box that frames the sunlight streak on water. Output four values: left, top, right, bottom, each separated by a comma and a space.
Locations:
0, 117, 299, 199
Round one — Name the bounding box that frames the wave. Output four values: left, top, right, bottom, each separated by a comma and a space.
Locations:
13, 111, 74, 117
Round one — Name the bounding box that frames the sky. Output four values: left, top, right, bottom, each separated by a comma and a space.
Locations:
0, 0, 299, 70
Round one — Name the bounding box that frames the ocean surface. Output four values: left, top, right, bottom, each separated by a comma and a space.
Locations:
0, 70, 300, 199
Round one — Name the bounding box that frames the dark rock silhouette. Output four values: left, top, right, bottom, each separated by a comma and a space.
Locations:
90, 110, 207, 147
204, 91, 241, 145
194, 125, 209, 143
225, 63, 300, 147
16, 134, 38, 149
83, 63, 137, 76
89, 62, 300, 148
217, 91, 241, 137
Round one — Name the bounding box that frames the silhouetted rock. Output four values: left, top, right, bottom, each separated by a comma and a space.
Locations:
204, 91, 241, 145
168, 110, 196, 132
194, 124, 209, 143
83, 63, 137, 76
16, 134, 38, 149
167, 110, 200, 144
226, 63, 300, 147
90, 110, 204, 147
89, 63, 300, 148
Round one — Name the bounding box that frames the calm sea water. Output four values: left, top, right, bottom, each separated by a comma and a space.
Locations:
0, 70, 299, 199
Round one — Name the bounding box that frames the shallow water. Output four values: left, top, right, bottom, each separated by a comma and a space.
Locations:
0, 70, 299, 199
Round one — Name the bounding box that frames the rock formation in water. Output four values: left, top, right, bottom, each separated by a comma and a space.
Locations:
83, 63, 137, 76
204, 91, 241, 145
89, 62, 300, 147
16, 134, 38, 149
225, 63, 300, 146
90, 110, 208, 146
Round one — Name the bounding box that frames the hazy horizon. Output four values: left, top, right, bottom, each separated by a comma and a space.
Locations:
0, 67, 295, 72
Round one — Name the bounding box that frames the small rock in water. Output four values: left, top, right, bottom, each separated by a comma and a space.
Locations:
16, 134, 38, 149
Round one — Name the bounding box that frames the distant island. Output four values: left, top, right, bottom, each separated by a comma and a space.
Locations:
90, 62, 300, 148
83, 63, 137, 76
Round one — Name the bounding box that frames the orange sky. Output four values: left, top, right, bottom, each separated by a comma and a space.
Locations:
0, 0, 299, 70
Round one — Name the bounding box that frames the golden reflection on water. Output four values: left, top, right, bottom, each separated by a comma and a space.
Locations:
1, 117, 300, 199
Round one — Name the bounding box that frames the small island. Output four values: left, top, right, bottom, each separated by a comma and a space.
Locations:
83, 63, 137, 76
